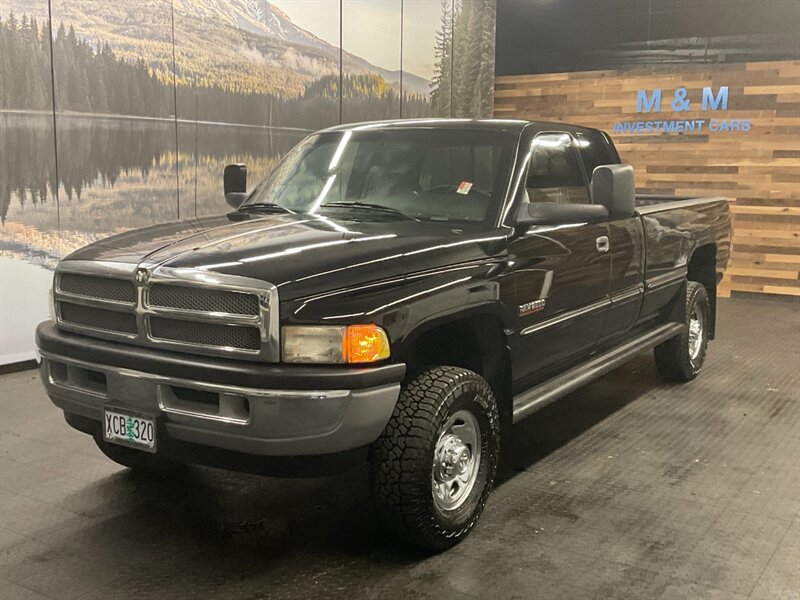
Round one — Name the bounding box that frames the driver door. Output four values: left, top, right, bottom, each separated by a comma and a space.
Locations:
509, 132, 612, 389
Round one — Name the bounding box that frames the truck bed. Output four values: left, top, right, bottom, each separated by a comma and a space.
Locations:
634, 194, 732, 300
635, 193, 729, 213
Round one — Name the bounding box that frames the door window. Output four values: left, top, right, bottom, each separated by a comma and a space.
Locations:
526, 133, 590, 205
575, 130, 618, 177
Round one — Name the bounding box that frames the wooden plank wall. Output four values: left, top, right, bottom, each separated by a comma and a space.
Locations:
495, 60, 800, 297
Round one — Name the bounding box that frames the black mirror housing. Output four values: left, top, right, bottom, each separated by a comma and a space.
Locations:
516, 202, 609, 226
224, 163, 247, 207
591, 164, 635, 219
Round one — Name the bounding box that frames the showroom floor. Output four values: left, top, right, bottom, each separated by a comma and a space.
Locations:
0, 296, 798, 600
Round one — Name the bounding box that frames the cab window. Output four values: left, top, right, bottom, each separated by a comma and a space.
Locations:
575, 130, 618, 177
525, 133, 590, 205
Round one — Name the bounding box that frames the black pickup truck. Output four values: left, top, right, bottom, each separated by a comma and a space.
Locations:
36, 119, 730, 549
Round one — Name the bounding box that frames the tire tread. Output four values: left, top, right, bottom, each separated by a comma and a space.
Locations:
369, 366, 500, 550
654, 281, 709, 382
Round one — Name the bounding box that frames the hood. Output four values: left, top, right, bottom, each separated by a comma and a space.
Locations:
64, 213, 507, 300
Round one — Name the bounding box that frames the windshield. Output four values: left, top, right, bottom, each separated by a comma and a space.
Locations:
243, 128, 516, 225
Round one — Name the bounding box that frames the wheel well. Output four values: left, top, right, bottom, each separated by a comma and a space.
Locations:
402, 315, 512, 428
688, 244, 718, 339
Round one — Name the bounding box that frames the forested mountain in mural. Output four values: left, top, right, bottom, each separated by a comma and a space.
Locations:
1, 0, 499, 246
2, 1, 497, 124
0, 0, 498, 363
0, 14, 430, 128
2, 0, 431, 96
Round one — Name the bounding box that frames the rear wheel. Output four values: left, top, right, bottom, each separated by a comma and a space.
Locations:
654, 281, 710, 382
369, 366, 500, 551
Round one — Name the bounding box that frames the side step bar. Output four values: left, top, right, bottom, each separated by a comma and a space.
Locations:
512, 322, 685, 423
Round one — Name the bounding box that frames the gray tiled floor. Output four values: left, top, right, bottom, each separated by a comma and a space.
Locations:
1, 297, 798, 600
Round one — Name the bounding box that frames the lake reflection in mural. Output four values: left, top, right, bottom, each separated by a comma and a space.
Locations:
0, 112, 306, 361
0, 0, 497, 363
1, 112, 306, 267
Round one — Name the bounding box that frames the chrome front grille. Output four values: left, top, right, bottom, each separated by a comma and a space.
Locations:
53, 262, 279, 361
59, 273, 137, 304
149, 317, 261, 350
59, 302, 138, 335
148, 284, 259, 315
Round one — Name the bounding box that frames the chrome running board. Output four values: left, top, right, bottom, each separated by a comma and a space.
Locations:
512, 322, 685, 423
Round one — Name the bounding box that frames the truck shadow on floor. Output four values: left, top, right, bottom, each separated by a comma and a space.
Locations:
52, 355, 666, 572
496, 353, 661, 484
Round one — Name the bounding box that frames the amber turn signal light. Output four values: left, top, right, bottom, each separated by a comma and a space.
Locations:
343, 324, 391, 364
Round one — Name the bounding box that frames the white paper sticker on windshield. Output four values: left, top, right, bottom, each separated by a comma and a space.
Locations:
457, 181, 473, 195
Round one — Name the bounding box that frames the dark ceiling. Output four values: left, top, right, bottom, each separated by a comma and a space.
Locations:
496, 0, 800, 75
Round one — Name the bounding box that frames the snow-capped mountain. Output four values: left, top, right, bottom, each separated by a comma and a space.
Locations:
8, 0, 431, 96
172, 0, 431, 94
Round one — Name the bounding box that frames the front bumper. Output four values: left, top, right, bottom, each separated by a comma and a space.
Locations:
36, 321, 404, 462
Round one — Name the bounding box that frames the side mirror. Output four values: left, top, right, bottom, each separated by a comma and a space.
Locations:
224, 163, 248, 208
591, 164, 635, 219
516, 201, 609, 226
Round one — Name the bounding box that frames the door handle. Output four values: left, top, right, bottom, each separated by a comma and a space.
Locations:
596, 236, 610, 253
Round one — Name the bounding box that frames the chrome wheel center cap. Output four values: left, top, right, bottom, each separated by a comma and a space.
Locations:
436, 436, 471, 482
688, 305, 705, 361
431, 410, 482, 512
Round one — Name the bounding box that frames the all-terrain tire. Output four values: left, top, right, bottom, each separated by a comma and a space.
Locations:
369, 366, 500, 551
654, 281, 710, 382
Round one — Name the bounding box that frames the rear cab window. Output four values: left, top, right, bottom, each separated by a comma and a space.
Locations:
575, 130, 619, 178
525, 132, 591, 205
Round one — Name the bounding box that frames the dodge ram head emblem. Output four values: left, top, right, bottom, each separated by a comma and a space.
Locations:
135, 268, 150, 286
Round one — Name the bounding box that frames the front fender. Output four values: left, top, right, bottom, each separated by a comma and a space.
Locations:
281, 259, 515, 357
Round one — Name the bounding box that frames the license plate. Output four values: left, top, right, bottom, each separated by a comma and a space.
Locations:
103, 408, 156, 453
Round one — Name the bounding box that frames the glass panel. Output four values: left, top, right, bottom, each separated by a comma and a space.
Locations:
401, 0, 444, 118
527, 134, 591, 205
269, 0, 342, 130
342, 0, 401, 124
47, 0, 179, 241
421, 0, 455, 117
0, 2, 59, 363
172, 0, 310, 218
451, 0, 496, 118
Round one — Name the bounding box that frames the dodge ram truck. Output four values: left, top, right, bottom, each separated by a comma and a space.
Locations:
36, 119, 731, 550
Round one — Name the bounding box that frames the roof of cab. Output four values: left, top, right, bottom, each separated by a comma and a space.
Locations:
319, 118, 604, 136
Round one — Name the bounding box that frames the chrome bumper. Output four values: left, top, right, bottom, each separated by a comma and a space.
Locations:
39, 352, 401, 457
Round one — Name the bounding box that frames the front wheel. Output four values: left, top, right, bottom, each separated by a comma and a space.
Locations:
369, 366, 500, 551
654, 281, 710, 382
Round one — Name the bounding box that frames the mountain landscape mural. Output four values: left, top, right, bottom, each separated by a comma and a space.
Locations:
0, 0, 497, 363
1, 0, 434, 125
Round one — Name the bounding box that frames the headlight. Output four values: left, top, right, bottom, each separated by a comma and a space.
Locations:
282, 324, 391, 364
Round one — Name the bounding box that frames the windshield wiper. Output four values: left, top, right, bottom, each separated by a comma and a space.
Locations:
237, 202, 295, 215
320, 201, 418, 221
